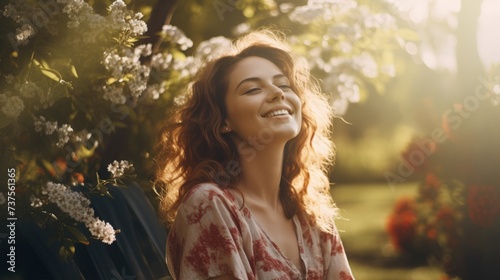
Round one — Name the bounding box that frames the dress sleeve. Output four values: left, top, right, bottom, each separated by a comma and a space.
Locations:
323, 226, 355, 280
166, 184, 250, 280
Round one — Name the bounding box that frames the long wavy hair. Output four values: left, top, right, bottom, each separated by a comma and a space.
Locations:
154, 30, 338, 232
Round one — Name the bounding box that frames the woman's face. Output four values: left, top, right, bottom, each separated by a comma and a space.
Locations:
224, 56, 302, 147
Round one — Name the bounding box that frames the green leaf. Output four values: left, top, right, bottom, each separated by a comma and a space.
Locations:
243, 6, 255, 18
40, 159, 56, 178
66, 226, 90, 245
59, 242, 75, 260
107, 77, 118, 85
40, 59, 50, 69
127, 37, 139, 43
76, 143, 97, 159
59, 245, 68, 260
33, 59, 63, 82
70, 65, 79, 78
40, 68, 61, 82
96, 183, 113, 198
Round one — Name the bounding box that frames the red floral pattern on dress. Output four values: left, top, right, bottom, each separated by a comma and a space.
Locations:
340, 270, 354, 280
332, 236, 344, 256
185, 223, 238, 275
166, 183, 355, 280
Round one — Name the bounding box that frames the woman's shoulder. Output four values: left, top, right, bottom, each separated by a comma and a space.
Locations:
182, 183, 239, 207
174, 183, 244, 227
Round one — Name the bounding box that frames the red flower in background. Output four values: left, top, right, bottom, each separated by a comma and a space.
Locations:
419, 173, 441, 200
400, 138, 436, 175
436, 206, 456, 231
466, 185, 500, 228
386, 197, 418, 251
72, 172, 85, 184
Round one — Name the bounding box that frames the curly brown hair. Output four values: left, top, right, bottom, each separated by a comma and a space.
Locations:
154, 30, 338, 232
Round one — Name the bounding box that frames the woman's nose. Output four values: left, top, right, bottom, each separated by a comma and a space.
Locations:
268, 85, 285, 102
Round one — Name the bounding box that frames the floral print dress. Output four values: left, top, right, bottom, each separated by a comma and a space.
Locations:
166, 183, 354, 280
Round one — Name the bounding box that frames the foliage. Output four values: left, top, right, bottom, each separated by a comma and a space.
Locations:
386, 175, 464, 266
175, 0, 416, 115
0, 0, 196, 260
387, 65, 500, 279
0, 0, 411, 266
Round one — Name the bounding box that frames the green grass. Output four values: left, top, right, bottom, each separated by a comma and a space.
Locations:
331, 182, 443, 280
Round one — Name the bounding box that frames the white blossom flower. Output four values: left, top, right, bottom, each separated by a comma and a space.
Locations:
44, 182, 116, 244
161, 25, 193, 51
88, 220, 116, 244
1, 96, 25, 119
173, 91, 189, 107
289, 5, 327, 24
173, 56, 199, 79
33, 116, 58, 135
338, 74, 361, 103
309, 0, 357, 13
493, 84, 500, 95
56, 124, 74, 147
108, 0, 126, 12
30, 195, 43, 208
135, 44, 152, 57
151, 53, 173, 71
232, 23, 251, 36
102, 85, 126, 104
309, 0, 350, 5
87, 13, 107, 30
195, 36, 232, 62
34, 116, 45, 132
2, 4, 18, 19
20, 81, 43, 98
127, 66, 150, 98
331, 97, 349, 116
103, 52, 124, 78
143, 82, 166, 100
34, 116, 75, 146
101, 46, 151, 102
44, 182, 93, 223
108, 1, 147, 36
62, 0, 92, 27
364, 13, 396, 30
107, 160, 133, 178
45, 121, 58, 135
15, 24, 36, 46
128, 16, 148, 36
353, 52, 379, 78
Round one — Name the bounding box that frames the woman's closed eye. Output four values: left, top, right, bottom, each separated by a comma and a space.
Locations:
243, 84, 291, 94
244, 87, 261, 94
277, 84, 291, 90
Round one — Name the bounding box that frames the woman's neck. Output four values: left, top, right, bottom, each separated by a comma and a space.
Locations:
236, 142, 285, 212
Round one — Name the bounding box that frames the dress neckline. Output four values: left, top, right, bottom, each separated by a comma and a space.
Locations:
227, 188, 305, 278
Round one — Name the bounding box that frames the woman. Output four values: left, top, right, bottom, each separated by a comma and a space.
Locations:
155, 30, 354, 280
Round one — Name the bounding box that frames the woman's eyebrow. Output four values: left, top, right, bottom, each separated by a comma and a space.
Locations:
235, 74, 288, 90
272, 74, 288, 81
235, 77, 261, 91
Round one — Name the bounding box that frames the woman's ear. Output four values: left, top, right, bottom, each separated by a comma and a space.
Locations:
221, 118, 232, 133
221, 125, 232, 133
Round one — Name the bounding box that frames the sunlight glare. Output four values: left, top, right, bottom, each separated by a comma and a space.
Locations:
477, 0, 500, 70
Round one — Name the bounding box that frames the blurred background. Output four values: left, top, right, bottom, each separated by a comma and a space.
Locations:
1, 0, 500, 279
